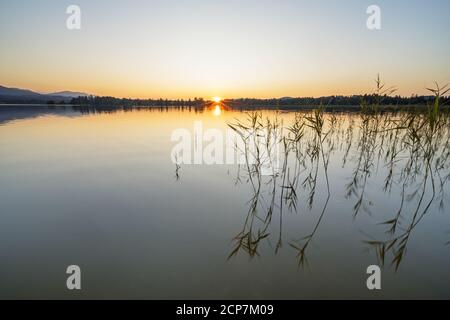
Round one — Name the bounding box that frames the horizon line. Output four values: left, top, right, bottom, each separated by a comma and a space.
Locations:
2, 83, 446, 102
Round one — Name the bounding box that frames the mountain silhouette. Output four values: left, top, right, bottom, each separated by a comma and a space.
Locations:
49, 91, 89, 98
0, 85, 89, 103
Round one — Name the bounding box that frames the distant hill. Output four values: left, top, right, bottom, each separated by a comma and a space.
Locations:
0, 85, 42, 97
49, 91, 89, 98
0, 85, 88, 103
279, 97, 295, 100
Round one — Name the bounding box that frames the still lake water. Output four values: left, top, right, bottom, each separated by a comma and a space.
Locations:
0, 105, 449, 299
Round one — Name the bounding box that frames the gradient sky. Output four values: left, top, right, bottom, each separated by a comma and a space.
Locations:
1, 0, 449, 99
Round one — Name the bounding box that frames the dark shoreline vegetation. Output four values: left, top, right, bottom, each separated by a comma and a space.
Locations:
68, 93, 449, 109
2, 97, 449, 113
61, 77, 450, 110
1, 77, 449, 111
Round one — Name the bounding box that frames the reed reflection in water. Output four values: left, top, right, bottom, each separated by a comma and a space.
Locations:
223, 98, 450, 271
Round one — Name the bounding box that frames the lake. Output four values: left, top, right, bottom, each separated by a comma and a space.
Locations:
0, 105, 449, 299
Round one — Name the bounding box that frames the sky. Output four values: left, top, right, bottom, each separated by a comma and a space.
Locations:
0, 0, 449, 99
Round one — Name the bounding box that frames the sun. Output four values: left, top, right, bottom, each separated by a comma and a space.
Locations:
213, 96, 222, 103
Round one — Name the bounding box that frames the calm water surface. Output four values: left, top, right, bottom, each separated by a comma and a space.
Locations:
0, 105, 449, 299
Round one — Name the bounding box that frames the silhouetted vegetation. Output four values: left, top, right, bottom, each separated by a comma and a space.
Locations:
68, 94, 449, 110
226, 94, 449, 109
70, 96, 206, 107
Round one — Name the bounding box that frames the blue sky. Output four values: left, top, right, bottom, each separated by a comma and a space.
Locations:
1, 0, 449, 98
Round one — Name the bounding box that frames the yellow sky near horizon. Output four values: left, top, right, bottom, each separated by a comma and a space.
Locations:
1, 0, 449, 99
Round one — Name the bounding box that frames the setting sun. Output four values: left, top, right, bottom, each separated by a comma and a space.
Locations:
213, 97, 222, 103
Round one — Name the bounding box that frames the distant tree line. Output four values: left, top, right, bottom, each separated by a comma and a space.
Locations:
70, 96, 206, 107
225, 94, 449, 107
70, 94, 449, 108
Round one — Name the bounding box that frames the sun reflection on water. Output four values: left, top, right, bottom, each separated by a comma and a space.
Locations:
213, 105, 222, 116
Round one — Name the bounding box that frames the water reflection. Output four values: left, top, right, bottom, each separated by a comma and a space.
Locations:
1, 103, 450, 298
213, 105, 222, 117
0, 105, 77, 124
224, 105, 450, 271
2, 103, 449, 272
0, 105, 210, 125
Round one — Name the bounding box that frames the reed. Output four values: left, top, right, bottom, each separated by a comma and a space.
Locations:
225, 78, 450, 270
